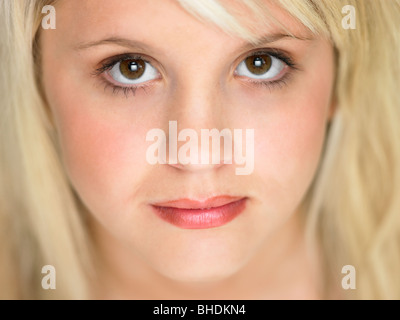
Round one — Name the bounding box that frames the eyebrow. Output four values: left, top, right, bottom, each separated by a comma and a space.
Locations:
74, 33, 312, 52
75, 37, 149, 51
250, 33, 312, 47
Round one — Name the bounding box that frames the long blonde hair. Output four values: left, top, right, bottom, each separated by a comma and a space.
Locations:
1, 0, 399, 299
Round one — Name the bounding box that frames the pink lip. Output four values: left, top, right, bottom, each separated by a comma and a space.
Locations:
152, 196, 247, 229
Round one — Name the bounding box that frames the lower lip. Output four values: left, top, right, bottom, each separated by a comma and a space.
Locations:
152, 198, 247, 229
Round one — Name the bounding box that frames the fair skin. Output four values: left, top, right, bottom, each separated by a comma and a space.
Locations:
41, 0, 335, 299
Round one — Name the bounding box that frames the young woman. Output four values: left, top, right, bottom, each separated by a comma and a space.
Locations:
1, 0, 399, 299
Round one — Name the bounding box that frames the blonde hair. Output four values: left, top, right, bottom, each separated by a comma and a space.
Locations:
1, 0, 399, 299
0, 0, 90, 299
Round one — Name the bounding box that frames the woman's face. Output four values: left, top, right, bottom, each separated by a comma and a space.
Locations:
41, 0, 335, 282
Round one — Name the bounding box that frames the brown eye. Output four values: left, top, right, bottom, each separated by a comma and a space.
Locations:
119, 59, 146, 80
108, 58, 158, 84
244, 55, 272, 75
236, 53, 285, 80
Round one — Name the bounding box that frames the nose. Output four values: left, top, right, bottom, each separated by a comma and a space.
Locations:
168, 162, 225, 172
165, 78, 232, 173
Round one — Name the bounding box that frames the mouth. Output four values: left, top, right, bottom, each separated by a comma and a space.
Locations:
151, 196, 247, 229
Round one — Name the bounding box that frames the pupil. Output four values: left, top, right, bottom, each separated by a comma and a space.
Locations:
119, 59, 146, 80
129, 62, 139, 72
244, 54, 272, 75
253, 57, 264, 68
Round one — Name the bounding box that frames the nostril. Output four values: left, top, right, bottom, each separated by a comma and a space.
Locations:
168, 161, 225, 172
146, 121, 254, 175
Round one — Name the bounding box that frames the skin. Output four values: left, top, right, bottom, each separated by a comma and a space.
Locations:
41, 0, 335, 299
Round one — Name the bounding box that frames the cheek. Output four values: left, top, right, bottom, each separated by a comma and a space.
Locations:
44, 74, 150, 215
63, 114, 145, 213
61, 115, 135, 195
252, 80, 332, 214
259, 101, 327, 179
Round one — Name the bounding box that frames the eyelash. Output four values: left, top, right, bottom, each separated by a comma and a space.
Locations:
93, 53, 152, 97
236, 49, 299, 91
98, 77, 144, 97
93, 50, 298, 97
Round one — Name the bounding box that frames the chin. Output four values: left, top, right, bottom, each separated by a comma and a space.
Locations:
159, 265, 240, 284
149, 248, 247, 284
135, 220, 256, 284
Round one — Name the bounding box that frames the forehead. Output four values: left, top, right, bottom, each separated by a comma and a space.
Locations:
51, 0, 311, 49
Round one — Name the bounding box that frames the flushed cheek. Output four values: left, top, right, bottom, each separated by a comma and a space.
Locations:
54, 105, 149, 215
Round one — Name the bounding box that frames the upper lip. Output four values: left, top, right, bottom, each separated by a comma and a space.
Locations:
152, 196, 244, 209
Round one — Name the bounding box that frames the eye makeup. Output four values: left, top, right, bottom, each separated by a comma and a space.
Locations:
92, 48, 300, 98
92, 53, 161, 98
